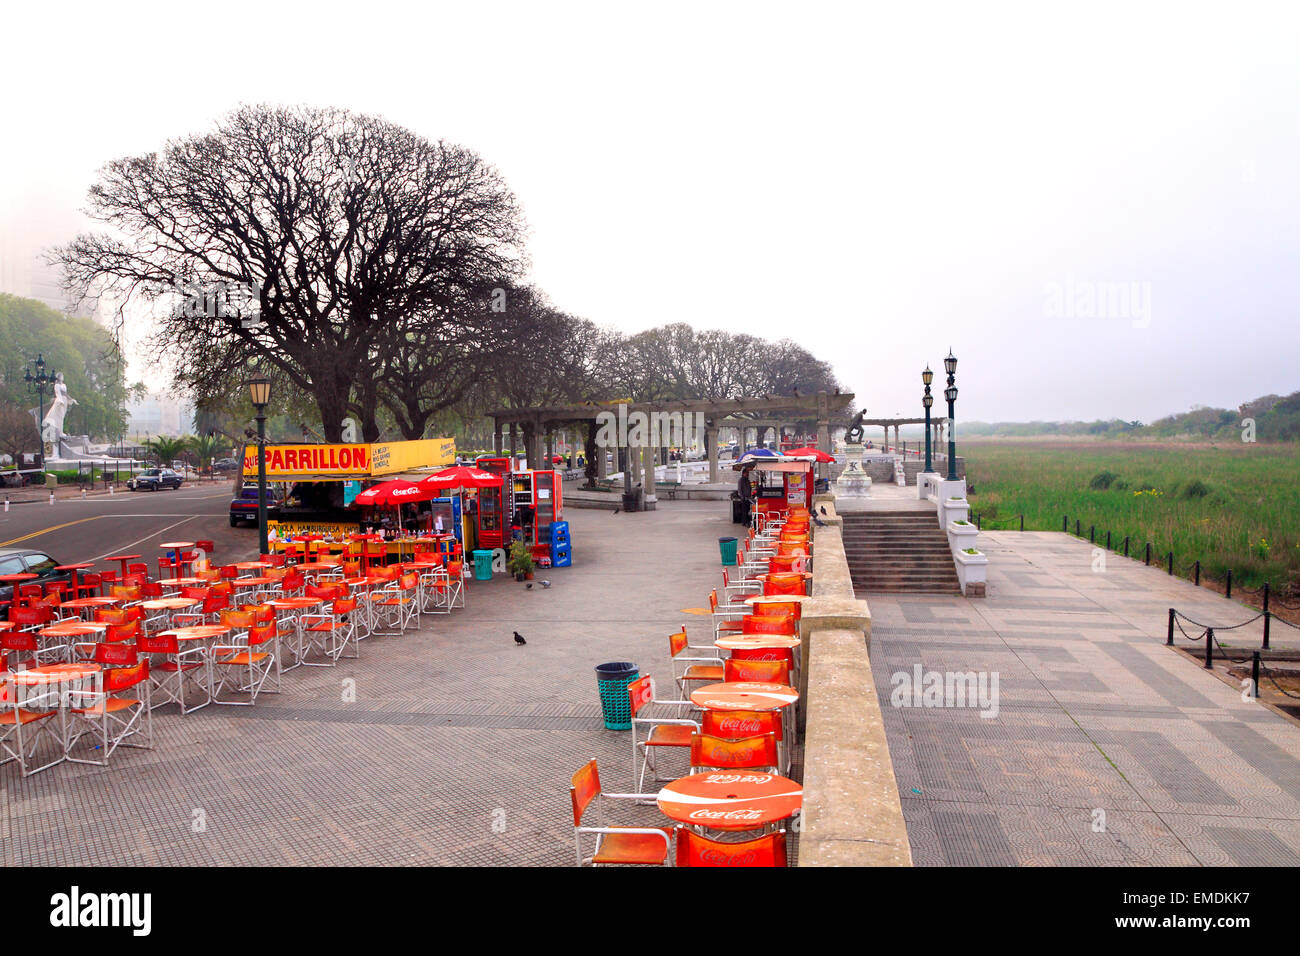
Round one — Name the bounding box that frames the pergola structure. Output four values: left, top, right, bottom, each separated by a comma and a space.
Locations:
486, 391, 856, 508
852, 417, 954, 453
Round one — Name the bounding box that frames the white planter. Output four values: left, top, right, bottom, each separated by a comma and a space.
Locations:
939, 497, 969, 529
947, 521, 979, 553
954, 548, 988, 595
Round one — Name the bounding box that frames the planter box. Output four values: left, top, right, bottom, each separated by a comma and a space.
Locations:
954, 548, 988, 597
947, 521, 979, 551
938, 496, 969, 529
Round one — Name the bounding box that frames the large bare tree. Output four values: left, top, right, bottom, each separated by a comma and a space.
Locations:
56, 104, 528, 441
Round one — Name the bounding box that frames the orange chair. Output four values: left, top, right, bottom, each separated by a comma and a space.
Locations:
94, 607, 129, 626
709, 589, 747, 639
675, 828, 787, 867
300, 597, 360, 664
688, 731, 779, 774
762, 573, 808, 597
372, 572, 418, 636
0, 671, 62, 775
137, 629, 210, 714
66, 643, 153, 766
742, 613, 796, 636
723, 658, 791, 686
628, 675, 699, 791
569, 759, 671, 867
669, 629, 722, 699
211, 621, 280, 705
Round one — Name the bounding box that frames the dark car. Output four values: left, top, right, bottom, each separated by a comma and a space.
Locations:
128, 468, 184, 491
230, 484, 282, 527
0, 548, 72, 619
213, 457, 240, 473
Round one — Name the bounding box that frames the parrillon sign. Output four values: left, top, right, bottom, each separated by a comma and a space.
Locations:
241, 439, 455, 478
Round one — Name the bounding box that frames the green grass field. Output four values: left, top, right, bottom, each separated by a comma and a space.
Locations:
963, 440, 1300, 594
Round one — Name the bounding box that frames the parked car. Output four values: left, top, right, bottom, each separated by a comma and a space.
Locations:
230, 484, 282, 527
0, 548, 73, 619
127, 468, 184, 491
213, 457, 240, 473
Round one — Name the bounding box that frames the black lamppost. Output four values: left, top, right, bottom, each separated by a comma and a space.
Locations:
248, 373, 272, 556
24, 354, 54, 473
922, 364, 934, 473
943, 349, 958, 481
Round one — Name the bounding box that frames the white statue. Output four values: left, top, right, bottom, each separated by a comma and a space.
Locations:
41, 373, 77, 445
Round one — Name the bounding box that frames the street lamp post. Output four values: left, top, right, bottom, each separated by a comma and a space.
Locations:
943, 349, 958, 481
922, 364, 934, 473
23, 354, 54, 474
248, 374, 272, 556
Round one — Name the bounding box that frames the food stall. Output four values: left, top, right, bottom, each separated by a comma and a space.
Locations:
733, 450, 816, 518
241, 438, 457, 547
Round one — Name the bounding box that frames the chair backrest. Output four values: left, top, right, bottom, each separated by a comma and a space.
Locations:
700, 708, 782, 741
80, 573, 102, 590
220, 609, 255, 629
742, 613, 795, 636
219, 565, 239, 580
11, 605, 51, 627
627, 675, 655, 718
569, 759, 602, 827
249, 604, 275, 625
768, 554, 809, 574
332, 597, 357, 616
730, 646, 795, 669
94, 608, 129, 625
181, 586, 210, 600
105, 621, 141, 643
762, 574, 806, 597
281, 571, 305, 592
17, 583, 43, 600
305, 584, 335, 602
723, 658, 791, 685
675, 828, 787, 867
669, 630, 689, 658
446, 560, 463, 578
110, 584, 140, 601
197, 569, 221, 582
0, 630, 37, 652
399, 572, 418, 591
136, 631, 179, 655
708, 590, 720, 614
203, 594, 229, 615
127, 563, 148, 575
754, 600, 801, 620
141, 581, 164, 599
689, 732, 779, 771
194, 539, 215, 553
247, 622, 275, 646
94, 641, 139, 667
103, 658, 149, 694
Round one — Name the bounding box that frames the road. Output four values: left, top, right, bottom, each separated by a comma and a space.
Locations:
0, 483, 261, 570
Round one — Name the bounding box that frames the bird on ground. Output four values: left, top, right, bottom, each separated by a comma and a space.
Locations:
525, 582, 533, 589
541, 580, 551, 589
513, 631, 526, 646
813, 514, 825, 527
613, 507, 620, 515
819, 505, 827, 515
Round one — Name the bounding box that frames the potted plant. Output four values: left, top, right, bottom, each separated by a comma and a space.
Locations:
507, 540, 535, 582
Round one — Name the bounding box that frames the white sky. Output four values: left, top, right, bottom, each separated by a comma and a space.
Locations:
2, 0, 1297, 423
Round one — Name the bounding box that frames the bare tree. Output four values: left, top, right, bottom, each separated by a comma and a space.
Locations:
56, 104, 527, 441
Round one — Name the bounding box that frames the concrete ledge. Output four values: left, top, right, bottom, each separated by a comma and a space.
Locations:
799, 628, 912, 867
797, 495, 911, 867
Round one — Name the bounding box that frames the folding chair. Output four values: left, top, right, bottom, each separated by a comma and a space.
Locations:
0, 673, 63, 776
569, 759, 671, 867
66, 644, 153, 766
669, 629, 722, 700
211, 621, 280, 705
299, 596, 359, 664
708, 589, 747, 640
700, 708, 788, 775
372, 572, 418, 636
688, 731, 780, 774
137, 628, 211, 714
628, 675, 699, 792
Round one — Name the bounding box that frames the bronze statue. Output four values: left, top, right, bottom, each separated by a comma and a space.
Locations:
845, 408, 867, 444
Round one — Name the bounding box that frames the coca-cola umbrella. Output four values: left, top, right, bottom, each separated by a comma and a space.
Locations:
784, 446, 836, 463
351, 479, 436, 507
418, 466, 503, 495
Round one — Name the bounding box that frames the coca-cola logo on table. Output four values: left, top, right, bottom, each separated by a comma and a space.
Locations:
703, 773, 772, 785
688, 807, 765, 821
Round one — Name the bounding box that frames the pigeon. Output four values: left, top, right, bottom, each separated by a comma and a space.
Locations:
813, 514, 825, 527
513, 631, 526, 646
819, 505, 828, 515
613, 507, 621, 515
540, 580, 551, 589
525, 582, 533, 589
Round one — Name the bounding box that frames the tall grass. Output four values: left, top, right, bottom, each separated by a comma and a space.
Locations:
964, 440, 1300, 593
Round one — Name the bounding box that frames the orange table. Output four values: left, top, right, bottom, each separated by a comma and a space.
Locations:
657, 772, 802, 831
742, 593, 813, 606
714, 634, 801, 651
54, 563, 95, 597
690, 682, 799, 712
103, 554, 141, 578
266, 597, 325, 667
159, 542, 196, 580
59, 596, 123, 621
234, 561, 272, 573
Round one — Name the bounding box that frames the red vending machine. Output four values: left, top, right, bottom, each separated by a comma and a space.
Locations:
474, 456, 512, 550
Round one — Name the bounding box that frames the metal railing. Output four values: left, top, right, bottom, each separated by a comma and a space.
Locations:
1165, 606, 1300, 698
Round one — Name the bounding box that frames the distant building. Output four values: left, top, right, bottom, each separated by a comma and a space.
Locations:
126, 392, 195, 439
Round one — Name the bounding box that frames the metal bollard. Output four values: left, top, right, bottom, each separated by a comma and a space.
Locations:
1167, 551, 1173, 575
1123, 536, 1129, 557
1205, 627, 1214, 669
49, 492, 54, 505
1263, 583, 1271, 651
1106, 530, 1111, 550
1145, 542, 1151, 566
1226, 569, 1232, 600
1020, 514, 1024, 532
1089, 525, 1095, 544
1251, 651, 1260, 698
1194, 560, 1200, 586
1062, 515, 1067, 532
1166, 607, 1175, 645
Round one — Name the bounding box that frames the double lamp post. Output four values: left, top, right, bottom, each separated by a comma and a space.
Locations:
922, 350, 958, 482
248, 373, 272, 556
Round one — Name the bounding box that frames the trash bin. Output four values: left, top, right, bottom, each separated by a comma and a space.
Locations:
595, 661, 639, 730
472, 549, 494, 581
718, 536, 738, 566
621, 486, 642, 512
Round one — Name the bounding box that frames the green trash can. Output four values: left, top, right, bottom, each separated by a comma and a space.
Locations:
718, 536, 738, 566
472, 549, 494, 581
595, 662, 639, 730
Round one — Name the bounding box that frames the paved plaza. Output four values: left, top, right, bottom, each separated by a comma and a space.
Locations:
869, 530, 1300, 866
0, 501, 746, 866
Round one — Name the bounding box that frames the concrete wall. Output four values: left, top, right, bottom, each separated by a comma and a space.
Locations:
797, 495, 912, 866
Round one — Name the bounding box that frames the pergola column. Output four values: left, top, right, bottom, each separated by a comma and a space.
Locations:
595, 424, 609, 479
707, 423, 719, 483
816, 391, 831, 455
642, 443, 657, 510
509, 422, 518, 460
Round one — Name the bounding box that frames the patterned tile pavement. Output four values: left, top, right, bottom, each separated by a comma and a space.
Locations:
1, 501, 785, 866
868, 530, 1300, 866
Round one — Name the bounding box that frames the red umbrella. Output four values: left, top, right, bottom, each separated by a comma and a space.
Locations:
784, 446, 836, 463
352, 479, 435, 507
419, 466, 503, 493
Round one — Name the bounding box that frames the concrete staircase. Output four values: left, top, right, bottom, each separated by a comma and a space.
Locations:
842, 511, 961, 594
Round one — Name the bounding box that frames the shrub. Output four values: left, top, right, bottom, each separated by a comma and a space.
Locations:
1089, 471, 1119, 490
1182, 479, 1212, 499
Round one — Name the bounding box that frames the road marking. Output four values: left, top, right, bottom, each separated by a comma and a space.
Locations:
0, 516, 104, 548
87, 516, 203, 563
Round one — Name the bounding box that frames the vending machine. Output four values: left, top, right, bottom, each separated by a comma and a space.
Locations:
473, 456, 512, 550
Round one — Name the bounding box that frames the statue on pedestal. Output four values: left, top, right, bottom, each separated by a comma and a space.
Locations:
41, 373, 77, 448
